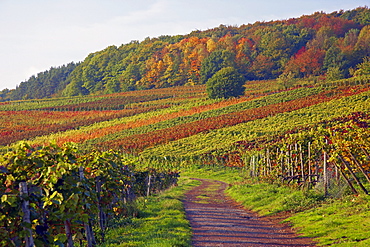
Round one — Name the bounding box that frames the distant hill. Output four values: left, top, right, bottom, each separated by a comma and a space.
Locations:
1, 6, 369, 101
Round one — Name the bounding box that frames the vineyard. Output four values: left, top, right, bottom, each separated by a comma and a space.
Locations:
0, 143, 178, 246
236, 112, 370, 196
1, 76, 370, 246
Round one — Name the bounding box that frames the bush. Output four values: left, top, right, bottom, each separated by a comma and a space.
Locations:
206, 67, 245, 99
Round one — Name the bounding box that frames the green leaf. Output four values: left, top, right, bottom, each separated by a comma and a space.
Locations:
1, 194, 8, 203
1, 194, 17, 206
43, 199, 52, 207
80, 213, 89, 223
54, 234, 67, 245
44, 188, 50, 197
50, 191, 59, 200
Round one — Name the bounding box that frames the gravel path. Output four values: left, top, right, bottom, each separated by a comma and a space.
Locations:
183, 178, 316, 247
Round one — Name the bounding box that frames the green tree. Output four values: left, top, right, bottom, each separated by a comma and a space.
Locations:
353, 57, 370, 76
324, 46, 344, 69
206, 67, 245, 99
200, 49, 235, 84
326, 66, 344, 81
119, 63, 142, 91
8, 62, 78, 100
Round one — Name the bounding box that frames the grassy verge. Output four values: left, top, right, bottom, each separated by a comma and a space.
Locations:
99, 177, 200, 247
226, 181, 325, 215
286, 195, 370, 246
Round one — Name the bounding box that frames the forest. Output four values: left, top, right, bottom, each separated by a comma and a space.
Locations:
1, 6, 369, 101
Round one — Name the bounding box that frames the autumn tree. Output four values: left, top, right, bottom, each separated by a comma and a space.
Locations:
284, 47, 325, 77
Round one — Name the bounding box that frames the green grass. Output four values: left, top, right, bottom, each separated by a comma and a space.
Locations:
286, 194, 370, 246
99, 177, 200, 247
226, 181, 326, 215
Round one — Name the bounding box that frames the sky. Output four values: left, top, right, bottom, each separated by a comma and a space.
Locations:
0, 0, 368, 90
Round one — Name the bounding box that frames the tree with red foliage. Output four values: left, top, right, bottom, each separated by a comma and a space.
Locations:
284, 47, 325, 77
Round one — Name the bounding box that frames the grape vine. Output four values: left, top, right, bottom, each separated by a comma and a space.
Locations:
0, 142, 179, 246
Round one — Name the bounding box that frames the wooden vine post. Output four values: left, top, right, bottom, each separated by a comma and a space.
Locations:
285, 149, 290, 177
19, 182, 34, 247
146, 173, 152, 197
250, 156, 254, 177
348, 151, 370, 184
308, 142, 312, 183
323, 151, 328, 196
336, 162, 358, 194
294, 143, 298, 178
338, 154, 368, 195
300, 144, 305, 183
266, 149, 272, 176
280, 149, 284, 182
79, 167, 96, 247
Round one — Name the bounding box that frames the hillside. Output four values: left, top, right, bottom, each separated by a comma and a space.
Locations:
1, 76, 369, 156
1, 6, 369, 101
1, 56, 370, 247
1, 74, 369, 202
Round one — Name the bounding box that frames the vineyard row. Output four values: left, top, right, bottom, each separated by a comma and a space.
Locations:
103, 85, 369, 153
143, 89, 370, 157
241, 119, 370, 197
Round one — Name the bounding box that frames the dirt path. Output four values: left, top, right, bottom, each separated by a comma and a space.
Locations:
183, 178, 316, 247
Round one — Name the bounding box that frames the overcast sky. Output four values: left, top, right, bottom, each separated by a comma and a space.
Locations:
0, 0, 368, 90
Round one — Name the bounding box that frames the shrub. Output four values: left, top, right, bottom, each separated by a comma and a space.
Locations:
206, 67, 245, 99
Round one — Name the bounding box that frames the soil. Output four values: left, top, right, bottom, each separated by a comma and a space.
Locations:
183, 178, 317, 247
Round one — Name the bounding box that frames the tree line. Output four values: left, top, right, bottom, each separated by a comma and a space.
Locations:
1, 7, 369, 101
